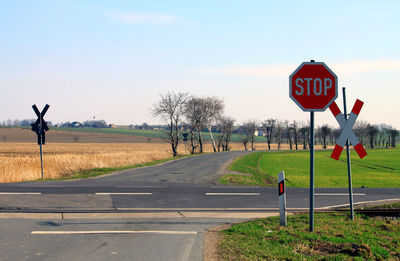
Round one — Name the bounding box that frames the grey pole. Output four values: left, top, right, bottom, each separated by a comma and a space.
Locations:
39, 113, 44, 180
310, 111, 315, 232
343, 87, 354, 220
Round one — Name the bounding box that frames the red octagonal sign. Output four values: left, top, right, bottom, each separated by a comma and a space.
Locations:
289, 62, 338, 111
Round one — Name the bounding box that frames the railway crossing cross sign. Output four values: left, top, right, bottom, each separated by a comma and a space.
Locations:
31, 104, 50, 179
31, 104, 50, 145
329, 100, 367, 160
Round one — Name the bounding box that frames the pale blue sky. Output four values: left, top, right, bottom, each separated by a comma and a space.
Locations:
1, 0, 399, 128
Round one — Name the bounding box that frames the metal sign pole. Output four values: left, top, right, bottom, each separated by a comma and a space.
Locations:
39, 113, 44, 180
309, 111, 315, 232
342, 87, 354, 220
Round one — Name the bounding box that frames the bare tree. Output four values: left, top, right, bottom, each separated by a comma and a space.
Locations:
183, 100, 200, 154
283, 120, 293, 150
331, 128, 341, 145
215, 116, 235, 152
242, 120, 258, 150
203, 97, 224, 152
319, 124, 331, 149
377, 123, 392, 147
366, 124, 378, 148
184, 96, 224, 153
353, 121, 368, 146
299, 122, 309, 150
262, 119, 276, 150
388, 128, 398, 147
274, 120, 284, 150
151, 92, 190, 157
184, 97, 205, 153
291, 121, 299, 150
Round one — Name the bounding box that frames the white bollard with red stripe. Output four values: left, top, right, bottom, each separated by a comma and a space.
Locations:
278, 171, 287, 227
329, 99, 367, 160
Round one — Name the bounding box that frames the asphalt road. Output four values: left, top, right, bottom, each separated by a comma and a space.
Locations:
0, 151, 399, 261
0, 217, 243, 261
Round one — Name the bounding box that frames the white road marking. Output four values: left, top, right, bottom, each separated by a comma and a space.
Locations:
0, 192, 41, 195
205, 193, 260, 196
31, 230, 198, 235
116, 186, 164, 188
319, 198, 400, 209
315, 193, 366, 196
117, 207, 278, 211
94, 193, 153, 195
177, 235, 196, 261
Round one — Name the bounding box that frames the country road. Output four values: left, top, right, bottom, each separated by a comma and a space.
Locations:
1, 151, 399, 261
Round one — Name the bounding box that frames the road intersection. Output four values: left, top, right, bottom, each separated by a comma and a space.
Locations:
0, 151, 398, 260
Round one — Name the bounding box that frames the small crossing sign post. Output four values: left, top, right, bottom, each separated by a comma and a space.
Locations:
182, 132, 188, 154
31, 104, 50, 179
289, 60, 338, 232
329, 88, 367, 220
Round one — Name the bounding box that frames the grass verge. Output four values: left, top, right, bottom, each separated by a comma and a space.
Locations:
35, 154, 193, 182
219, 148, 400, 187
219, 211, 400, 260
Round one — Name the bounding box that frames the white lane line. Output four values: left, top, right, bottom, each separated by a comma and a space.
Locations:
315, 193, 366, 196
0, 192, 41, 195
117, 207, 278, 211
31, 230, 198, 235
205, 193, 260, 196
116, 186, 164, 188
95, 193, 153, 195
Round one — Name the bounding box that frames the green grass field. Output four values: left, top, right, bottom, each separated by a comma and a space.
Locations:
220, 148, 400, 188
54, 127, 168, 138
219, 211, 400, 260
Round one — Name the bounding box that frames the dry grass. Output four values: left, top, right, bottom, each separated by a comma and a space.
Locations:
0, 143, 176, 183
0, 140, 326, 183
0, 142, 241, 183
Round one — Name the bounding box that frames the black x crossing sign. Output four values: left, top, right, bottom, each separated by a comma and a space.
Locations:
31, 104, 50, 145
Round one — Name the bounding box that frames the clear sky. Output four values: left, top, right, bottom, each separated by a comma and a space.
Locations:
1, 0, 399, 128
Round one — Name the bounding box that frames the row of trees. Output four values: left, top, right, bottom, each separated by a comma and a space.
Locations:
0, 119, 108, 129
152, 92, 399, 156
151, 92, 236, 156
0, 119, 53, 127
62, 120, 108, 128
243, 120, 398, 151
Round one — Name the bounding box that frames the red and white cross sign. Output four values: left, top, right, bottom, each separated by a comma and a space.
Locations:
329, 99, 367, 160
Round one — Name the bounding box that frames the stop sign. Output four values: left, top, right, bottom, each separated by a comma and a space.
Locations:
289, 62, 338, 111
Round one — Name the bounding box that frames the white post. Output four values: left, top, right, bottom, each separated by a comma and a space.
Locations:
278, 171, 287, 227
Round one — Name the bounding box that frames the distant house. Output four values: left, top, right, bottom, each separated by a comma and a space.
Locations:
233, 126, 246, 135
108, 124, 116, 128
256, 128, 265, 136
71, 121, 81, 128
